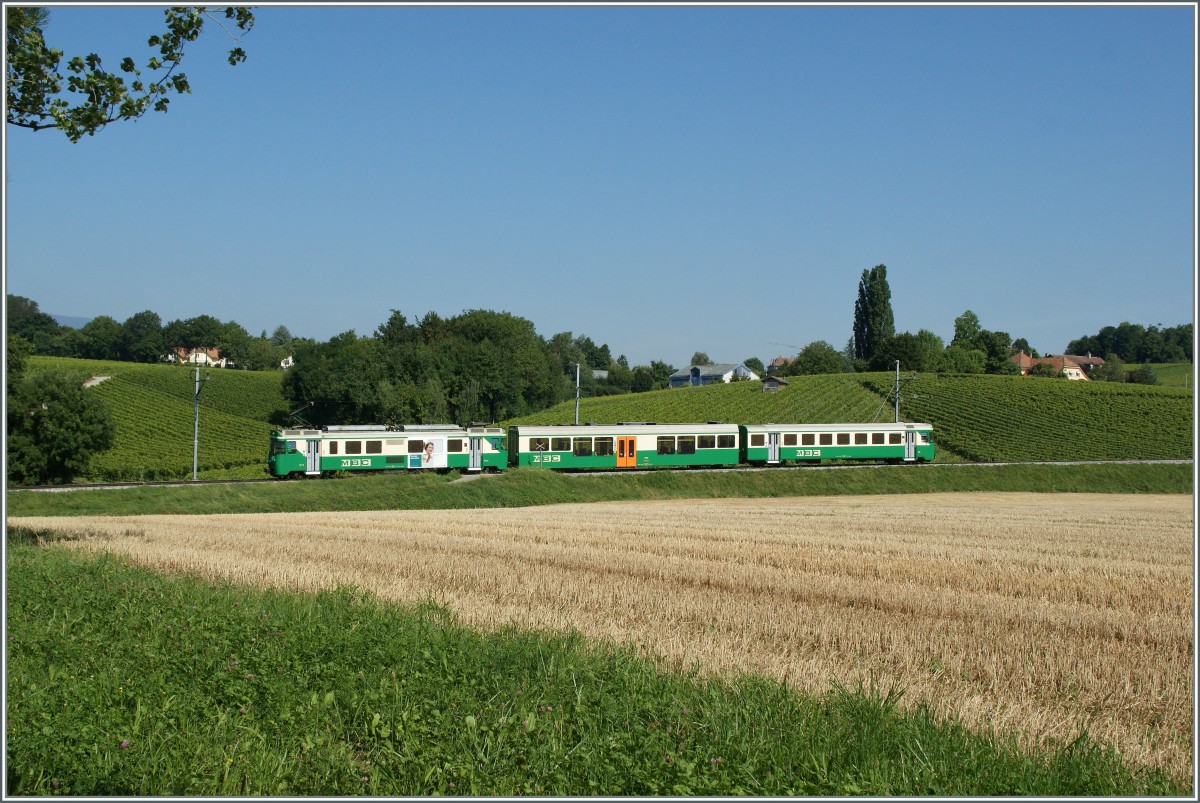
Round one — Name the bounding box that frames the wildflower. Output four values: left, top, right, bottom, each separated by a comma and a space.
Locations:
361, 776, 369, 783
50, 781, 60, 789
119, 739, 130, 750
238, 707, 246, 714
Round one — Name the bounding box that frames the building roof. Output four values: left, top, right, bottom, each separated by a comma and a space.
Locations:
668, 363, 745, 380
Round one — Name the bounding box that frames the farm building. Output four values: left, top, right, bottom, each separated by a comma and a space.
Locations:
668, 363, 761, 388
1010, 351, 1103, 380
166, 346, 231, 368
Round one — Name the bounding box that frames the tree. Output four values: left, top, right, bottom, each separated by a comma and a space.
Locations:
1011, 338, 1039, 359
7, 368, 114, 485
690, 352, 711, 367
851, 264, 894, 364
6, 294, 62, 351
1027, 362, 1064, 379
1127, 363, 1160, 385
790, 341, 845, 375
951, 310, 982, 349
269, 325, 294, 348
119, 310, 165, 363
743, 356, 765, 377
872, 330, 945, 372
1092, 353, 1125, 383
6, 6, 254, 142
942, 345, 986, 374
79, 315, 124, 360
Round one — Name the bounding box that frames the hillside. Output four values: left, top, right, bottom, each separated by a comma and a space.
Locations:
25, 357, 287, 482
13, 361, 1194, 482
511, 372, 1194, 463
859, 373, 1193, 462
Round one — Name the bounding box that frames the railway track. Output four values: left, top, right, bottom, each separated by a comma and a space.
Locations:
8, 459, 1192, 492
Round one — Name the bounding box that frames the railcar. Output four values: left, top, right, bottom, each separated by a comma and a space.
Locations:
739, 422, 934, 464
267, 424, 507, 478
508, 422, 742, 470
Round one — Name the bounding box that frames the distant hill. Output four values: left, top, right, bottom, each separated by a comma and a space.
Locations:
16, 359, 1195, 482
50, 313, 92, 329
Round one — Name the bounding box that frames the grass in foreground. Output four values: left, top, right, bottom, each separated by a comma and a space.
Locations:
6, 462, 1192, 518
5, 545, 1186, 796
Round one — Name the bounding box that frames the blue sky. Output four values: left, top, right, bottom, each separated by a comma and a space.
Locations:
4, 3, 1195, 368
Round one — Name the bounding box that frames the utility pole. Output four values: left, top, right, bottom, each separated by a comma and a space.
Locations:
193, 363, 210, 480
894, 361, 900, 423
574, 362, 581, 425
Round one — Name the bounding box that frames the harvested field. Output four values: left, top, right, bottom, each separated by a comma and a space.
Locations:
9, 492, 1194, 778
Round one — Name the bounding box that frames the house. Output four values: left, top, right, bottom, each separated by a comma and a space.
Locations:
668, 363, 761, 388
166, 346, 230, 368
1010, 351, 1101, 381
762, 376, 789, 393
768, 356, 794, 374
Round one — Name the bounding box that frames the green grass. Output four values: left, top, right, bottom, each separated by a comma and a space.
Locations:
6, 462, 1191, 518
5, 544, 1185, 796
1140, 363, 1195, 387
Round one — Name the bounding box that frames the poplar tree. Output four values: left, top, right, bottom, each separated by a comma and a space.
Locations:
852, 264, 895, 363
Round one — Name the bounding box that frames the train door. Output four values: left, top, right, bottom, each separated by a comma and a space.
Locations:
767, 432, 780, 464
617, 436, 637, 468
306, 439, 321, 475
904, 431, 916, 462
468, 437, 482, 472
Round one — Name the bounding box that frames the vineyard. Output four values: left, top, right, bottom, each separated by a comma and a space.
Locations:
859, 373, 1195, 462
26, 358, 283, 482
15, 359, 1195, 481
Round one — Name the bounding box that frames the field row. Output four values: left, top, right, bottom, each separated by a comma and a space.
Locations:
11, 492, 1193, 779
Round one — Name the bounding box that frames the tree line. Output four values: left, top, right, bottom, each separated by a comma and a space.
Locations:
7, 295, 298, 371
777, 264, 1190, 382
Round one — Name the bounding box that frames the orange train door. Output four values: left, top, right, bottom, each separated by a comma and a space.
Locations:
617, 436, 637, 468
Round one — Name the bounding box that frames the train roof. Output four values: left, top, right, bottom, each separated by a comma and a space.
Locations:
739, 422, 933, 431
510, 422, 740, 437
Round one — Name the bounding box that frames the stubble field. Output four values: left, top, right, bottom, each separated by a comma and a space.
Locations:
9, 491, 1193, 779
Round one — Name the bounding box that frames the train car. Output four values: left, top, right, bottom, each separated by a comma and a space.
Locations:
739, 422, 934, 465
508, 423, 741, 470
268, 424, 507, 478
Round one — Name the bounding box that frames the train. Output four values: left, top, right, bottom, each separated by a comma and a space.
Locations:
267, 420, 934, 478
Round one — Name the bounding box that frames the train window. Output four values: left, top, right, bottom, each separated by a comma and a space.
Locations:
366, 441, 383, 454
837, 433, 850, 446
819, 433, 833, 446
329, 441, 339, 455
783, 434, 797, 446
698, 435, 716, 449
657, 436, 676, 455
594, 438, 614, 456
855, 433, 868, 445
346, 441, 363, 454
751, 434, 765, 447
448, 439, 463, 452
552, 437, 571, 452
678, 436, 696, 455
802, 433, 815, 446
573, 438, 593, 457
889, 433, 902, 445
387, 440, 405, 447
873, 433, 885, 445
718, 434, 736, 449
408, 440, 425, 454
530, 437, 549, 452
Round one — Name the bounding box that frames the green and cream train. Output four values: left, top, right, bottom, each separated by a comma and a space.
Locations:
268, 421, 933, 478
